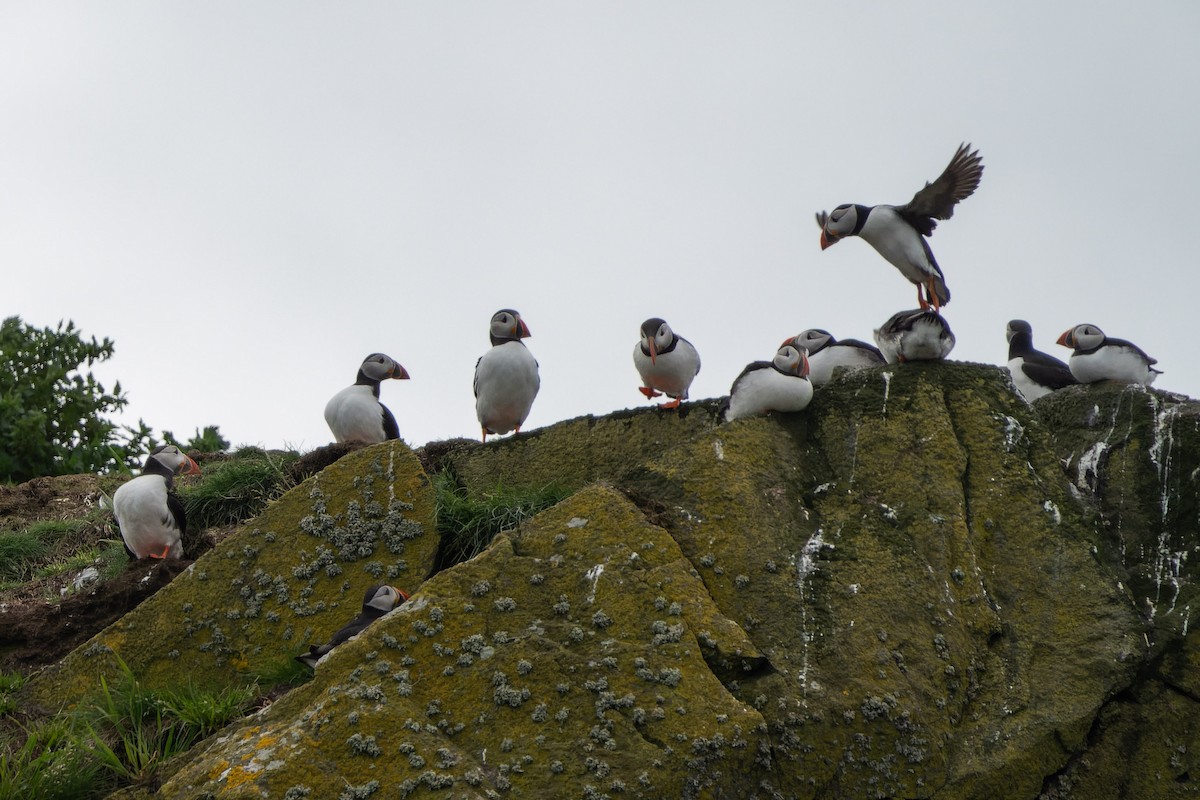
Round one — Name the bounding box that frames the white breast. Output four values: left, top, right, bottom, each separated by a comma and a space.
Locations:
725, 369, 813, 421
1007, 357, 1050, 401
325, 385, 386, 443
633, 339, 700, 398
112, 474, 181, 558
1069, 347, 1157, 385
858, 206, 936, 281
475, 342, 540, 434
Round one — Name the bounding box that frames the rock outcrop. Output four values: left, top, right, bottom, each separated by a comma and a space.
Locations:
22, 363, 1200, 798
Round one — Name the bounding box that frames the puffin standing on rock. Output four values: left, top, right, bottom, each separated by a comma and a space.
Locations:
112, 445, 201, 560
782, 329, 884, 385
475, 309, 540, 442
324, 353, 410, 443
295, 584, 408, 669
874, 309, 956, 363
1006, 320, 1077, 400
633, 317, 701, 408
723, 344, 813, 421
816, 143, 984, 311
1057, 324, 1161, 385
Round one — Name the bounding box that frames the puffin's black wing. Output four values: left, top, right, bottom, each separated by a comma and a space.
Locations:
326, 607, 387, 650
836, 339, 886, 361
896, 143, 984, 236
166, 491, 187, 536
380, 404, 400, 440
1021, 353, 1078, 390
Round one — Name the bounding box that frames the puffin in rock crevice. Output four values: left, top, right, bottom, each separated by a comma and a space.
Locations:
475, 309, 540, 442
633, 317, 701, 408
816, 143, 984, 310
324, 353, 410, 444
1057, 324, 1161, 386
112, 444, 201, 560
1006, 319, 1077, 401
783, 329, 885, 385
724, 344, 813, 421
295, 584, 408, 669
874, 309, 956, 363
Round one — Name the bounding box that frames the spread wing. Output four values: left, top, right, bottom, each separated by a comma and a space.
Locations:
895, 143, 984, 236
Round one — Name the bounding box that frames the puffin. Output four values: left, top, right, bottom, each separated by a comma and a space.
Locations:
1056, 324, 1161, 385
816, 143, 984, 311
324, 353, 410, 443
633, 317, 701, 408
783, 329, 885, 385
295, 584, 408, 669
475, 309, 540, 442
724, 344, 813, 422
1006, 319, 1077, 401
873, 309, 956, 363
112, 444, 201, 560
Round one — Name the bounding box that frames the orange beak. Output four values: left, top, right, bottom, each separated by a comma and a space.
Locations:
391, 364, 411, 380
1056, 329, 1074, 348
820, 230, 836, 250
181, 456, 201, 476
515, 319, 531, 338
647, 337, 658, 365
798, 351, 811, 379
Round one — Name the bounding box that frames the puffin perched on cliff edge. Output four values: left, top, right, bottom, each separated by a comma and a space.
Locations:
475, 309, 540, 442
324, 353, 410, 443
874, 309, 956, 363
112, 444, 201, 559
1006, 320, 1077, 400
816, 143, 983, 310
633, 317, 701, 408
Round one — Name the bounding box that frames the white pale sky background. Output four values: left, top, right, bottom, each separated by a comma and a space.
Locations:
3, 3, 1198, 452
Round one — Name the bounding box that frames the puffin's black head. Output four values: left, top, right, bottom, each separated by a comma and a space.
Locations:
818, 204, 862, 249
639, 317, 673, 363
143, 445, 201, 481
356, 353, 410, 385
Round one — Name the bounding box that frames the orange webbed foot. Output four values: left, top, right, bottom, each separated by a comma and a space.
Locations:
639, 386, 662, 399
659, 398, 682, 409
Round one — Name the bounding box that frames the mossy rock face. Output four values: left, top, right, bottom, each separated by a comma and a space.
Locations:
619, 362, 1142, 798
157, 484, 770, 798
25, 441, 435, 708
1036, 383, 1200, 642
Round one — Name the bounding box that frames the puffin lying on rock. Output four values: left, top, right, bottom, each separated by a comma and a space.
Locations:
816, 143, 984, 311
296, 584, 409, 669
1057, 324, 1161, 385
782, 329, 884, 385
724, 344, 813, 421
874, 309, 956, 364
112, 445, 201, 560
633, 317, 701, 408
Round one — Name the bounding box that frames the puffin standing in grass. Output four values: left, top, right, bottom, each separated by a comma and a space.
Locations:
633, 317, 701, 408
816, 143, 984, 311
723, 344, 813, 421
1057, 324, 1161, 385
783, 329, 884, 385
112, 445, 201, 560
324, 353, 410, 443
1006, 320, 1077, 400
295, 584, 408, 669
475, 309, 540, 442
874, 309, 956, 363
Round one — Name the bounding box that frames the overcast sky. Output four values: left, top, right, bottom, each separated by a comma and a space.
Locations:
3, 2, 1197, 453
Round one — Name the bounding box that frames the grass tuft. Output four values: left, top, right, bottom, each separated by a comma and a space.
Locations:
433, 471, 571, 570
180, 450, 299, 529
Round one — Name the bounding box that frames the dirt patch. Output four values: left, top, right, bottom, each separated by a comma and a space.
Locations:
0, 558, 191, 674
0, 474, 114, 526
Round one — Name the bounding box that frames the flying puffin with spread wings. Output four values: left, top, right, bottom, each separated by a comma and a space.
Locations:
816, 143, 984, 311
